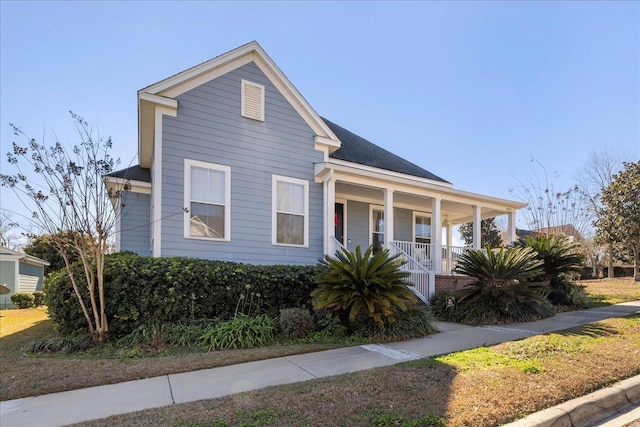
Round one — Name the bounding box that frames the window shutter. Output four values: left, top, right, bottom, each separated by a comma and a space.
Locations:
241, 80, 265, 121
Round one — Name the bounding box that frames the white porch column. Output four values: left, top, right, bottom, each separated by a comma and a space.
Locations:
384, 188, 394, 249
507, 211, 516, 245
322, 171, 336, 256
431, 197, 442, 272
472, 205, 482, 249
445, 220, 453, 272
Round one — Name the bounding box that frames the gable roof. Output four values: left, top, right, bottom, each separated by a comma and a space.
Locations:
137, 41, 340, 168
323, 118, 450, 184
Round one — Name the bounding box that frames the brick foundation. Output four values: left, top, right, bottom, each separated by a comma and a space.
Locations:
435, 274, 475, 293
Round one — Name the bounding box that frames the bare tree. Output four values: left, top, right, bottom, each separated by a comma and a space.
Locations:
0, 210, 22, 250
0, 113, 125, 341
575, 147, 629, 278
510, 158, 592, 238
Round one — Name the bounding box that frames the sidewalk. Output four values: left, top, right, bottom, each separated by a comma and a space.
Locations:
2, 301, 639, 427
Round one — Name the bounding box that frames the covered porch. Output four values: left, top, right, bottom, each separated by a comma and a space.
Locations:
316, 160, 525, 300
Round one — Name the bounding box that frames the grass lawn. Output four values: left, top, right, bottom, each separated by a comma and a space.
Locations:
1, 278, 638, 425
73, 314, 640, 427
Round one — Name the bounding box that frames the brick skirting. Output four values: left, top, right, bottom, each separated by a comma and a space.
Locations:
435, 274, 476, 292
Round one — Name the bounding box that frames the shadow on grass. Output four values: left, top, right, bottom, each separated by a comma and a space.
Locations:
0, 319, 56, 354
556, 321, 620, 338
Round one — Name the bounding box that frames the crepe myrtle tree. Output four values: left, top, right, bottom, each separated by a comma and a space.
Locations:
0, 112, 128, 341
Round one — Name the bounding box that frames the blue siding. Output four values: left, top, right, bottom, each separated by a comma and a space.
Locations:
345, 203, 414, 252
394, 208, 413, 242
120, 192, 151, 256
160, 62, 324, 265
18, 262, 44, 291
346, 201, 369, 251
0, 260, 16, 308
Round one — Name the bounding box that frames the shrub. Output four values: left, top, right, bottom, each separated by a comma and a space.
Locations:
11, 292, 35, 309
350, 305, 437, 340
279, 308, 315, 339
314, 311, 349, 338
432, 247, 554, 325
198, 314, 276, 351
312, 246, 417, 330
45, 252, 320, 338
32, 291, 46, 307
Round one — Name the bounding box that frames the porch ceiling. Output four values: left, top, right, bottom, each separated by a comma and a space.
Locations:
335, 182, 513, 225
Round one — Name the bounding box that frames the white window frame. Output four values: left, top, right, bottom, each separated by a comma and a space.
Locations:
412, 212, 432, 244
272, 175, 309, 248
184, 159, 231, 242
241, 79, 265, 122
369, 204, 385, 247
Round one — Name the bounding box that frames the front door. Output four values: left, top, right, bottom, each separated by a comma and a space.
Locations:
334, 203, 344, 244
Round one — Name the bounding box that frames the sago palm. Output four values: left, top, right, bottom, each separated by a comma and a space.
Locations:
519, 235, 587, 307
312, 245, 416, 329
518, 235, 584, 281
445, 247, 553, 324
453, 246, 544, 286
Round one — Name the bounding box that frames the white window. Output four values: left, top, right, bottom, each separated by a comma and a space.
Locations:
241, 79, 265, 122
184, 159, 231, 241
414, 214, 431, 244
370, 206, 385, 253
272, 175, 308, 247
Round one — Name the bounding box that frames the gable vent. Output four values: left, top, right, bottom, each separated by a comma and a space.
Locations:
241, 80, 265, 122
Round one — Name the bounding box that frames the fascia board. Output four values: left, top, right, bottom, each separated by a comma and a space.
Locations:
317, 160, 527, 211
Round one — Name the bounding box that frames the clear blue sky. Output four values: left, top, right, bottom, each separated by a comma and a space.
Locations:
1, 1, 639, 231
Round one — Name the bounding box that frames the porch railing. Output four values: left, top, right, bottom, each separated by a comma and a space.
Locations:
389, 241, 433, 302
390, 241, 484, 274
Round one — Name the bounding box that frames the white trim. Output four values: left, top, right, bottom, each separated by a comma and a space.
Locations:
369, 204, 385, 247
317, 161, 526, 211
104, 176, 152, 195
114, 200, 122, 252
241, 79, 265, 121
272, 174, 309, 248
184, 159, 231, 242
324, 158, 454, 189
150, 105, 178, 257
139, 93, 178, 110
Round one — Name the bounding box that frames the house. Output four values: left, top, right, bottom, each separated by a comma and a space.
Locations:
105, 41, 526, 300
0, 247, 49, 308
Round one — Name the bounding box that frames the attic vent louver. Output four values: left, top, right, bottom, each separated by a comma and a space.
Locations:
241, 80, 265, 122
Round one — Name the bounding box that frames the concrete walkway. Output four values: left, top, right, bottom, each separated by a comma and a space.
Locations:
1, 301, 639, 427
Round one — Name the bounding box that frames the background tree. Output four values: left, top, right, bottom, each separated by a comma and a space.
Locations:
595, 161, 640, 281
0, 210, 22, 250
510, 158, 591, 238
0, 113, 125, 340
459, 217, 503, 248
23, 233, 80, 275
576, 147, 629, 278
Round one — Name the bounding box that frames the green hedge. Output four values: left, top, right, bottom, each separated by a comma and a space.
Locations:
46, 252, 322, 338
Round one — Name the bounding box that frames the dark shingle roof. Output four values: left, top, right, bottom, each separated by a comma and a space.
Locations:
113, 121, 449, 185
323, 118, 450, 184
108, 165, 151, 183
